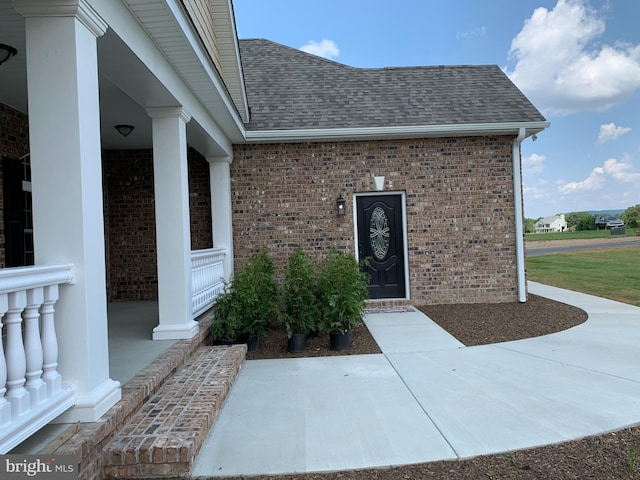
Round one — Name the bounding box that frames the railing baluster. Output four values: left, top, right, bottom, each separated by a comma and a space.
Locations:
4, 291, 30, 415
0, 265, 73, 453
24, 287, 46, 406
41, 285, 61, 395
0, 293, 11, 426
191, 248, 227, 318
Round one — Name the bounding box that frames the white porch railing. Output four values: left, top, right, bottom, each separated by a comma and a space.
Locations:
191, 247, 227, 318
0, 264, 75, 453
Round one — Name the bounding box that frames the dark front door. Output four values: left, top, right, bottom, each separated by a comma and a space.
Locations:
356, 195, 406, 299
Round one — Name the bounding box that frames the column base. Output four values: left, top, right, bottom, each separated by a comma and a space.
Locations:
54, 378, 121, 423
152, 320, 199, 340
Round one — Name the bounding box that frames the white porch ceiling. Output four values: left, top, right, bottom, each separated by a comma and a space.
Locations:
0, 0, 243, 156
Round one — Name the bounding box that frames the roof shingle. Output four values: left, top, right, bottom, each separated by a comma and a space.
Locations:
239, 39, 546, 132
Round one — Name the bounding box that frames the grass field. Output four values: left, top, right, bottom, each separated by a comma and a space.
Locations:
526, 246, 640, 306
526, 228, 639, 241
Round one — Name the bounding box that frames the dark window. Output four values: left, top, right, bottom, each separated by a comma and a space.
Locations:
2, 154, 34, 267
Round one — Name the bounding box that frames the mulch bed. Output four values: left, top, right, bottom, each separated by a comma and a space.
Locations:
246, 322, 381, 360
418, 293, 588, 346
219, 294, 640, 480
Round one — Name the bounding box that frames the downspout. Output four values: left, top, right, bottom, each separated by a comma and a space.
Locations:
512, 127, 527, 302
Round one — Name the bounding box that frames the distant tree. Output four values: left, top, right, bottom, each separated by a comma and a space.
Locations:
565, 211, 596, 231
622, 204, 640, 228
524, 217, 540, 233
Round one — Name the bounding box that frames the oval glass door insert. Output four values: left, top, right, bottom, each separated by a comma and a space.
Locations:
369, 206, 390, 260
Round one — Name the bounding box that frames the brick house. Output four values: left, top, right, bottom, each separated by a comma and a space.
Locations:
0, 0, 547, 456
234, 39, 548, 305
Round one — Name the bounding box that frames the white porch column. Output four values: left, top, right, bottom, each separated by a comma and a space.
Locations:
147, 107, 199, 340
14, 0, 121, 421
207, 156, 235, 281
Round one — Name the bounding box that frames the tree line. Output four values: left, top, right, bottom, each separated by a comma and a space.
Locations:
525, 204, 640, 233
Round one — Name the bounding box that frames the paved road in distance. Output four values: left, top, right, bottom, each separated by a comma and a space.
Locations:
526, 237, 640, 257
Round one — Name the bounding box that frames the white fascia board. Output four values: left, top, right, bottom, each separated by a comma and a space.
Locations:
161, 0, 246, 131
211, 0, 250, 121
244, 121, 551, 143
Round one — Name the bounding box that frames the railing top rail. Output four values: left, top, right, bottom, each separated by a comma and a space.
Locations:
0, 264, 74, 294
190, 247, 227, 260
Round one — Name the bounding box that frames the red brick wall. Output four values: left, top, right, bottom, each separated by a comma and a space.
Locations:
188, 148, 214, 250
103, 149, 157, 301
1, 102, 520, 306
0, 103, 213, 301
102, 148, 213, 301
231, 136, 520, 305
0, 104, 30, 268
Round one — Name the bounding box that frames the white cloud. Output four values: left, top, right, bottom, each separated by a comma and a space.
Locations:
456, 26, 486, 39
558, 167, 605, 194
558, 154, 640, 194
522, 153, 545, 174
299, 39, 340, 60
506, 0, 640, 116
597, 123, 631, 144
523, 182, 549, 200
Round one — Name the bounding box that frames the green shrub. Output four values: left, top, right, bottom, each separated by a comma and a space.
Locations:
211, 249, 280, 340
281, 248, 319, 338
211, 280, 239, 341
317, 249, 369, 334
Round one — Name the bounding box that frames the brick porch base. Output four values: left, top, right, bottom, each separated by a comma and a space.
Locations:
50, 314, 246, 480
102, 345, 245, 478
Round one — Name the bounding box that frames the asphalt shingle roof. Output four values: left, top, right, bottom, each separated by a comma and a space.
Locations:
239, 39, 546, 132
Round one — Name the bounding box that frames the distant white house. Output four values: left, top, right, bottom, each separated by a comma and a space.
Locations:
536, 214, 567, 233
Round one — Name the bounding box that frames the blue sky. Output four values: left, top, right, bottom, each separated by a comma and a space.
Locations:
233, 0, 640, 219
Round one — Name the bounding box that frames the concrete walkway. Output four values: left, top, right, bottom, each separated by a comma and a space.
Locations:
192, 282, 640, 477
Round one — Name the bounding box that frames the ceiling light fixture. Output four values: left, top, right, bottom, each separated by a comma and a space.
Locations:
0, 43, 17, 66
115, 124, 135, 137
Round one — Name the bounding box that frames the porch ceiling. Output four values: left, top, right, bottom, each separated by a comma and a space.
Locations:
0, 0, 240, 156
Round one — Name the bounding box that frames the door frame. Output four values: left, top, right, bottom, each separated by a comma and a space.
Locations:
353, 191, 410, 300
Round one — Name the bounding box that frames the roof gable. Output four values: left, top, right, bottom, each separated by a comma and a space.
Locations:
538, 215, 565, 224
239, 39, 547, 133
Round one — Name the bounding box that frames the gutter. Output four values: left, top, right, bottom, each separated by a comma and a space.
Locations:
243, 121, 550, 143
512, 127, 527, 302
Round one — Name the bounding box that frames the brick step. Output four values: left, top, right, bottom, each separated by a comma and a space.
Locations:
48, 318, 246, 480
102, 344, 246, 478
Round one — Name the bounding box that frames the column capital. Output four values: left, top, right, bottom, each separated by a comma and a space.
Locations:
12, 0, 108, 37
146, 106, 192, 123
206, 155, 233, 165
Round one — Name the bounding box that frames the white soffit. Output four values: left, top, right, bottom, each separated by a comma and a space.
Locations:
122, 0, 245, 140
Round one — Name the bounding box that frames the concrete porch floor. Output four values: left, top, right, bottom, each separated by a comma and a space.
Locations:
107, 301, 176, 385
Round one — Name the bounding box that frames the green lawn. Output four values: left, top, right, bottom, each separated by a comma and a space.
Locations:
526, 246, 640, 306
526, 229, 639, 241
